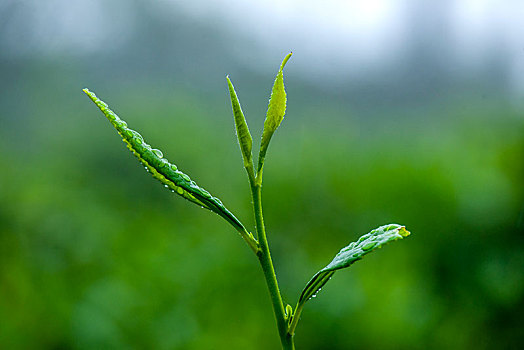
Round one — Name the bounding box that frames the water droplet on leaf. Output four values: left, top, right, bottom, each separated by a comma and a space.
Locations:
152, 149, 163, 158
362, 242, 376, 251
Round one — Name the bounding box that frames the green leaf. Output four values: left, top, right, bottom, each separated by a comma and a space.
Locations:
226, 76, 253, 169
297, 224, 410, 307
258, 52, 292, 175
83, 88, 247, 233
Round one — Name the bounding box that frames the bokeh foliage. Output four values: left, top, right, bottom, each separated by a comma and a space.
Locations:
1, 2, 523, 345
1, 73, 522, 349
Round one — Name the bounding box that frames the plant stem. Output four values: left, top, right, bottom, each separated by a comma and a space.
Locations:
251, 183, 294, 349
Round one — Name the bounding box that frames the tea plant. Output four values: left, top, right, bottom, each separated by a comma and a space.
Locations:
84, 53, 411, 349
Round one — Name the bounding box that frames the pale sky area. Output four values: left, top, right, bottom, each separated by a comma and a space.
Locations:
170, 0, 524, 70
2, 0, 524, 96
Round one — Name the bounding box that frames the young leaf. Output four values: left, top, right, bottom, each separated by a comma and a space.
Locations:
83, 88, 247, 233
289, 224, 410, 334
226, 76, 253, 170
298, 224, 410, 305
258, 52, 292, 176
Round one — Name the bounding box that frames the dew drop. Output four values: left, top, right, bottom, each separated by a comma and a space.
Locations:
164, 185, 169, 188
160, 161, 170, 169
362, 242, 376, 251
176, 187, 184, 195
152, 149, 163, 158
170, 164, 178, 171
131, 131, 144, 143
181, 173, 190, 182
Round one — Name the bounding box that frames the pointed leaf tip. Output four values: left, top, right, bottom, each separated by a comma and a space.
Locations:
398, 226, 410, 237
280, 52, 292, 70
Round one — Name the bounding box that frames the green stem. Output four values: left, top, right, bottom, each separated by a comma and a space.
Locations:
251, 183, 294, 349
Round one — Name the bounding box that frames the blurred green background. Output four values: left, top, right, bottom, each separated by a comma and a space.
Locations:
1, 1, 523, 349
